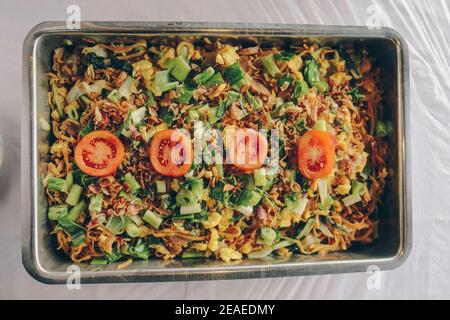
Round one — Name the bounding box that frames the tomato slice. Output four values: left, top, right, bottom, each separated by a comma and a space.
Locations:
74, 130, 125, 177
149, 129, 193, 177
297, 129, 335, 179
226, 128, 268, 172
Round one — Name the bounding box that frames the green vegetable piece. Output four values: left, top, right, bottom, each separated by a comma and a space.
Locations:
170, 56, 191, 82
143, 210, 163, 229
193, 67, 215, 85
181, 251, 205, 259
125, 222, 141, 237
48, 205, 68, 221
91, 258, 109, 265
67, 200, 87, 221
80, 119, 94, 137
260, 54, 280, 77
292, 79, 309, 101
106, 215, 131, 235
254, 168, 266, 187
237, 189, 262, 207
314, 120, 327, 132
66, 184, 83, 206
304, 59, 328, 92
188, 109, 200, 121
176, 84, 194, 104
260, 227, 277, 245
118, 77, 136, 98
274, 51, 295, 62
88, 193, 103, 213
179, 203, 202, 215
155, 180, 167, 194
224, 62, 245, 85
48, 177, 68, 192
203, 72, 225, 89
153, 70, 179, 96
124, 172, 141, 193
158, 107, 175, 126
296, 218, 315, 240
176, 189, 195, 206
352, 180, 364, 196
107, 89, 121, 103
376, 120, 394, 137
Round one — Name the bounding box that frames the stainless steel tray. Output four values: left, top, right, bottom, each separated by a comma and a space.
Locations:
22, 21, 412, 284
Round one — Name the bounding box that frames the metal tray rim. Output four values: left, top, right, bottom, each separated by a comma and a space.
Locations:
21, 21, 412, 284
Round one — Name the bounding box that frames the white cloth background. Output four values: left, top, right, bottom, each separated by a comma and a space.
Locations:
0, 0, 449, 299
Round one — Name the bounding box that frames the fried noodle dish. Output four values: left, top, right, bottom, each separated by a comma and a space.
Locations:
43, 36, 391, 266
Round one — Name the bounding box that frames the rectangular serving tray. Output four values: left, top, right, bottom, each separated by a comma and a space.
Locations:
22, 21, 412, 284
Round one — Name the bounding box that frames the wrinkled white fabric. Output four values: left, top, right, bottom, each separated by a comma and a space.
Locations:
0, 0, 449, 299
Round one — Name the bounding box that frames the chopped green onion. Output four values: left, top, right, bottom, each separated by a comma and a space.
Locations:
342, 193, 361, 207
176, 189, 195, 206
125, 222, 141, 237
247, 247, 273, 259
104, 249, 123, 263
284, 193, 309, 216
155, 180, 167, 194
88, 193, 103, 213
296, 218, 315, 240
66, 171, 74, 190
131, 107, 147, 125
274, 51, 295, 61
179, 203, 202, 215
188, 109, 200, 121
203, 72, 225, 89
152, 70, 179, 96
254, 168, 266, 187
193, 67, 215, 85
273, 239, 296, 251
244, 91, 262, 109
260, 54, 280, 77
317, 178, 328, 205
50, 80, 64, 117
66, 184, 83, 206
352, 180, 364, 196
314, 119, 327, 132
80, 119, 94, 137
106, 215, 131, 235
67, 200, 87, 221
277, 74, 293, 90
292, 79, 309, 101
294, 118, 308, 134
91, 258, 109, 265
215, 163, 224, 179
376, 120, 394, 137
181, 251, 205, 259
235, 205, 253, 216
224, 62, 245, 85
238, 189, 262, 207
318, 195, 334, 211
107, 89, 121, 103
259, 227, 277, 245
175, 84, 194, 104
67, 105, 79, 120
48, 177, 68, 192
170, 56, 191, 82
207, 107, 219, 124
118, 76, 136, 98
48, 205, 68, 221
124, 173, 141, 193
158, 107, 175, 126
304, 59, 328, 92
143, 210, 163, 229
